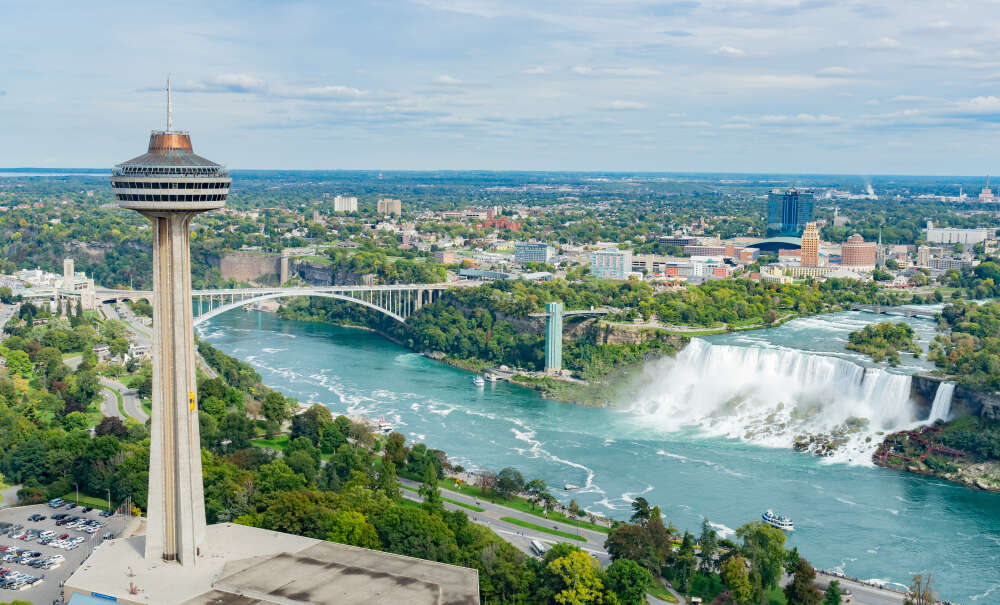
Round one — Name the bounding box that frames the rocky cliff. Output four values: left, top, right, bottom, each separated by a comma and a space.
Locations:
910, 374, 1000, 420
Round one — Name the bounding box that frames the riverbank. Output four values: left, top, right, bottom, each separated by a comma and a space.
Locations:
874, 419, 1000, 492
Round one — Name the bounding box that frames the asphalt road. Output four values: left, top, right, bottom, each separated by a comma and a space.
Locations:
398, 477, 611, 565
100, 386, 123, 420
100, 377, 148, 423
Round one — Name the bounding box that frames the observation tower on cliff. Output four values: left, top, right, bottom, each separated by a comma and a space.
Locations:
110, 79, 230, 565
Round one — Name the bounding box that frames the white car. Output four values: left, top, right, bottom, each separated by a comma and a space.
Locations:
39, 530, 55, 538
48, 554, 65, 562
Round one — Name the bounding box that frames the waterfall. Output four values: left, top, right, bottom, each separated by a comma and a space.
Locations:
631, 339, 920, 464
928, 382, 955, 423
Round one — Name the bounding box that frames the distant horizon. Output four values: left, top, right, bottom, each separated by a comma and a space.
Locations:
0, 167, 996, 181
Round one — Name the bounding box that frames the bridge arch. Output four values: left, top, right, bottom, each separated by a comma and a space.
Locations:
193, 291, 407, 326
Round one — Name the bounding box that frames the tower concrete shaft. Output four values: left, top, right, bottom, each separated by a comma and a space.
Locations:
112, 90, 229, 565
143, 211, 207, 564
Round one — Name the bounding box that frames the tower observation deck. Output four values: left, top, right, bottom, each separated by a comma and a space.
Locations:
111, 79, 229, 566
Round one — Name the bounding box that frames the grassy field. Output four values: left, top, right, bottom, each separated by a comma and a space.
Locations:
251, 435, 290, 450
647, 578, 679, 603
61, 492, 110, 510
499, 517, 586, 542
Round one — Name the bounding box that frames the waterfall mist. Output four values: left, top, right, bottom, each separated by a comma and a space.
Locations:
630, 339, 922, 465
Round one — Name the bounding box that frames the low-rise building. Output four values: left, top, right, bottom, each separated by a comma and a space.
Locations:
514, 242, 553, 264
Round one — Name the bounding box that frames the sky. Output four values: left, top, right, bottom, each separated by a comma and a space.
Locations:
3, 0, 1000, 173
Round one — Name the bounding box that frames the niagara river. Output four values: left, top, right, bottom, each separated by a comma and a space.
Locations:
199, 308, 1000, 602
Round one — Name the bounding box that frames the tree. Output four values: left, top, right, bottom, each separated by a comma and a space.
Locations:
547, 550, 610, 605
525, 478, 550, 510
784, 558, 822, 605
256, 460, 306, 494
325, 510, 379, 549
721, 554, 753, 604
384, 431, 408, 466
629, 496, 652, 524
377, 458, 400, 499
605, 558, 652, 605
670, 531, 697, 593
496, 467, 524, 500
699, 518, 718, 573
95, 416, 128, 438
374, 504, 459, 563
904, 573, 936, 605
824, 580, 842, 605
737, 521, 787, 598
419, 463, 442, 512
260, 391, 289, 424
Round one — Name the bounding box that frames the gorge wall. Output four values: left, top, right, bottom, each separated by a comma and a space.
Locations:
911, 374, 1000, 420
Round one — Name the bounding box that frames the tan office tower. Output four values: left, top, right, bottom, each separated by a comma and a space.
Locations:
801, 222, 820, 267
63, 258, 74, 291
110, 80, 230, 565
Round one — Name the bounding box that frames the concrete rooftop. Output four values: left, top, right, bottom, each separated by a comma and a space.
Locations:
64, 523, 479, 605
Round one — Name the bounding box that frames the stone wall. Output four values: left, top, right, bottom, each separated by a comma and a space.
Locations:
215, 252, 281, 283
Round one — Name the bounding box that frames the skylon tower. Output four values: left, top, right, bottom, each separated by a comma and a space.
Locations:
110, 79, 230, 565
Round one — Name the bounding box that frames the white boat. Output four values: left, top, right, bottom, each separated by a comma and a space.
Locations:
375, 416, 394, 435
473, 376, 486, 386
486, 374, 499, 382
762, 510, 794, 531
564, 484, 580, 491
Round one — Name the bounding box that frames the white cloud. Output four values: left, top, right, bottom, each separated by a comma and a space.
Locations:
179, 73, 268, 93
572, 66, 662, 77
298, 85, 365, 99
712, 46, 745, 57
523, 66, 549, 75
816, 66, 860, 78
760, 113, 841, 124
943, 48, 985, 60
432, 75, 462, 85
952, 96, 1000, 115
601, 100, 648, 110
863, 37, 901, 50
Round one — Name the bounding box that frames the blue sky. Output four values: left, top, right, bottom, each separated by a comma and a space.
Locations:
3, 0, 1000, 173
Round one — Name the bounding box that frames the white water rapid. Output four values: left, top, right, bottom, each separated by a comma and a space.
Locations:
928, 382, 955, 423
631, 339, 921, 465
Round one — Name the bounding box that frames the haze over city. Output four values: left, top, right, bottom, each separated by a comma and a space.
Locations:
5, 0, 1000, 172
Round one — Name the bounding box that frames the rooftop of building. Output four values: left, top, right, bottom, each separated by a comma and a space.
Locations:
114, 131, 222, 170
65, 523, 480, 605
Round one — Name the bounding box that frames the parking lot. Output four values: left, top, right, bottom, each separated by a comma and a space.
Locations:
0, 500, 126, 605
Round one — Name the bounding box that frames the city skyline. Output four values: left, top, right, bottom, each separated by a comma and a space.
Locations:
4, 1, 1000, 173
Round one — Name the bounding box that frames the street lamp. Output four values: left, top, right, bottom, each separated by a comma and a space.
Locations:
106, 488, 111, 513
74, 482, 79, 506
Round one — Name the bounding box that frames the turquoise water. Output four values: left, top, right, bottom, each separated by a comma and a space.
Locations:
199, 310, 1000, 602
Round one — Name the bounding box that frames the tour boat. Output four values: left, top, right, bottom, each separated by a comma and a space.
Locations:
486, 374, 499, 382
473, 376, 486, 386
564, 484, 580, 491
762, 510, 794, 531
375, 417, 394, 434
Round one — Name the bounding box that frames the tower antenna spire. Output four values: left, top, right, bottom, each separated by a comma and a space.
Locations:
167, 76, 173, 132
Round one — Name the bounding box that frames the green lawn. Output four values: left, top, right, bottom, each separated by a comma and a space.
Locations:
766, 583, 788, 605
61, 492, 110, 510
499, 517, 586, 542
141, 398, 152, 416
647, 579, 679, 603
252, 435, 290, 450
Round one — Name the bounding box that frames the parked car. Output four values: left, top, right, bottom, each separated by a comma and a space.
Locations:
47, 498, 65, 508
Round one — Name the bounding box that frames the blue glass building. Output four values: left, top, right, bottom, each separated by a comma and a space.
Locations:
766, 189, 814, 237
